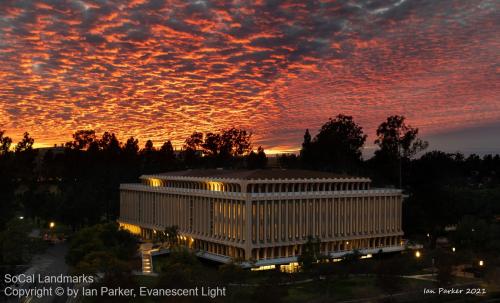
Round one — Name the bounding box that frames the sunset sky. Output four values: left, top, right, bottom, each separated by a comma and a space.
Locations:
0, 0, 498, 155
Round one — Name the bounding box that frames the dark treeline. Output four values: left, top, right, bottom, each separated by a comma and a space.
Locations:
287, 114, 500, 240
1, 115, 500, 242
0, 128, 266, 231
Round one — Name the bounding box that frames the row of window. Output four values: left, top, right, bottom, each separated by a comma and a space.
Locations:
142, 179, 371, 193
120, 191, 401, 245
250, 197, 401, 243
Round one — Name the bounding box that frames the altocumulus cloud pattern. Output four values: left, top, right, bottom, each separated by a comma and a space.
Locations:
0, 0, 498, 151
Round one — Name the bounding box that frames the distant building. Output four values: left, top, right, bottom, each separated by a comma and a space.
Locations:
118, 169, 404, 267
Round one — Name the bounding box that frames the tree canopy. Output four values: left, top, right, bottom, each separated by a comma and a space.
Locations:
300, 114, 366, 173
66, 222, 138, 275
374, 115, 428, 160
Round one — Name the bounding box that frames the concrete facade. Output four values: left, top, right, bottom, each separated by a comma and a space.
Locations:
118, 169, 404, 266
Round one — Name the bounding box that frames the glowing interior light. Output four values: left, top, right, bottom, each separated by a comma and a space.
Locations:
207, 181, 222, 191
149, 178, 162, 187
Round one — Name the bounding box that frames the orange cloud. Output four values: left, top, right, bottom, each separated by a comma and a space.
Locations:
0, 0, 498, 153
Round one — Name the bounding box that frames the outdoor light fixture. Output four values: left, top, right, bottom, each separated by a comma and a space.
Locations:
452, 247, 456, 252
49, 222, 55, 228
19, 216, 24, 220
479, 260, 484, 267
415, 251, 421, 258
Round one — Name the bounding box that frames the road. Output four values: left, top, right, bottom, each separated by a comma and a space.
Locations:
9, 242, 69, 303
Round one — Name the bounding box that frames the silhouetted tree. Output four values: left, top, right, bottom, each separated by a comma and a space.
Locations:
375, 115, 428, 159
371, 115, 428, 187
65, 130, 97, 150
277, 153, 300, 168
300, 129, 312, 167
247, 146, 267, 169
201, 132, 221, 157
67, 222, 138, 299
219, 128, 252, 157
14, 132, 34, 154
300, 115, 366, 173
0, 218, 35, 265
157, 140, 177, 171
182, 132, 203, 167
122, 137, 139, 156
298, 236, 321, 271
0, 131, 15, 228
159, 140, 174, 159
141, 140, 156, 173
185, 132, 203, 150
13, 132, 37, 180
0, 130, 12, 156
99, 132, 121, 156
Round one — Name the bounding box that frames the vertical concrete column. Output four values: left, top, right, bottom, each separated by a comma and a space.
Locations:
331, 198, 335, 237
391, 196, 395, 232
353, 197, 356, 236
355, 197, 358, 235
369, 196, 372, 235
223, 199, 227, 240
202, 197, 206, 236
226, 199, 230, 240
227, 200, 231, 240
237, 200, 240, 241
232, 199, 236, 240
347, 197, 351, 236
343, 198, 347, 236
362, 197, 366, 234
242, 200, 253, 260
398, 197, 402, 231
365, 196, 369, 235
384, 196, 388, 233
306, 196, 310, 236
278, 200, 282, 242
264, 200, 268, 243
256, 200, 260, 243
284, 199, 289, 241
292, 200, 296, 240
312, 198, 316, 236
378, 197, 382, 234
271, 200, 275, 242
